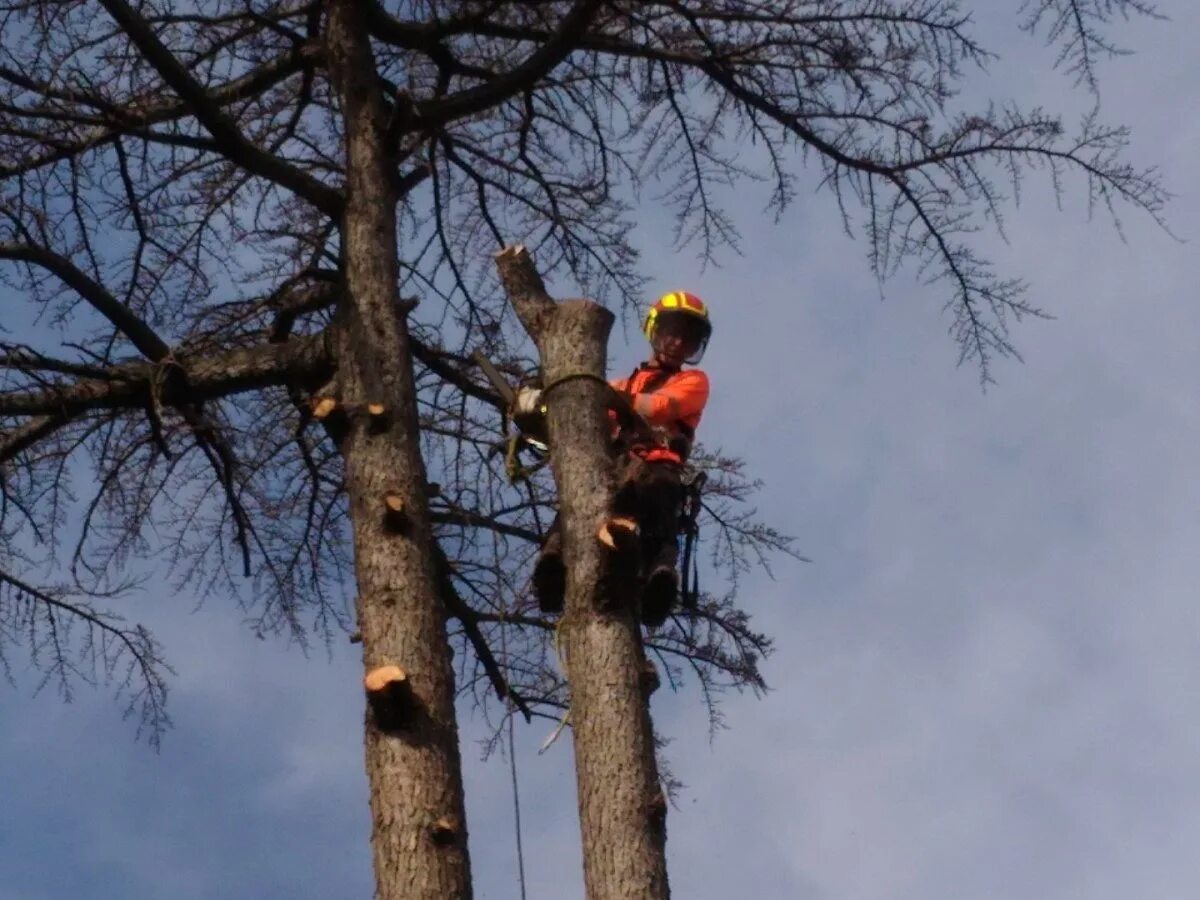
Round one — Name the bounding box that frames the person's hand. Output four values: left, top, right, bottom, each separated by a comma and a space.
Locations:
514, 386, 543, 416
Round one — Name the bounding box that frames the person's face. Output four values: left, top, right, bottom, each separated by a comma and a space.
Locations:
652, 315, 705, 367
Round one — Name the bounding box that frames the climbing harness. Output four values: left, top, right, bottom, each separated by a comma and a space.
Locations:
615, 362, 697, 463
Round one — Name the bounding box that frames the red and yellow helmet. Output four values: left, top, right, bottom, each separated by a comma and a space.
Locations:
643, 291, 712, 365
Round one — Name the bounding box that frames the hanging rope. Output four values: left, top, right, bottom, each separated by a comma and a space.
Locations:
498, 573, 528, 900
506, 688, 528, 900
538, 616, 572, 754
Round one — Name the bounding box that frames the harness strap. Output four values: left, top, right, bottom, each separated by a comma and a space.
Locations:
678, 470, 707, 609
621, 364, 696, 461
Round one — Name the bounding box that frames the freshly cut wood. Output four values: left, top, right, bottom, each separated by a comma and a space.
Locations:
597, 515, 639, 550
364, 665, 413, 732
366, 402, 390, 433
430, 815, 460, 846
364, 664, 407, 693
311, 396, 338, 419
383, 493, 408, 531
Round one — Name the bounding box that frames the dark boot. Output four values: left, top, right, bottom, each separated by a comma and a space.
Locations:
533, 529, 565, 613
640, 564, 678, 627
639, 531, 680, 626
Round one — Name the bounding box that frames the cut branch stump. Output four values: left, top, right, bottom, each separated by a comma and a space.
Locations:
430, 815, 461, 847
383, 493, 409, 532
364, 665, 413, 732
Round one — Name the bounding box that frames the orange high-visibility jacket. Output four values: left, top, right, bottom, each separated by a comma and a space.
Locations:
610, 364, 710, 463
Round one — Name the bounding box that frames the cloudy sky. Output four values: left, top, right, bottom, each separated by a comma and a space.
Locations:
4, 4, 1200, 899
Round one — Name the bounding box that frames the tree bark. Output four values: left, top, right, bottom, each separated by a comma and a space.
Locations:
325, 3, 471, 898
496, 246, 670, 899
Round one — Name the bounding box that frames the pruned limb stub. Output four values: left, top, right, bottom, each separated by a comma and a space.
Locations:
311, 396, 339, 420
364, 665, 414, 732
366, 402, 390, 433
597, 515, 639, 551
430, 815, 460, 846
383, 493, 408, 532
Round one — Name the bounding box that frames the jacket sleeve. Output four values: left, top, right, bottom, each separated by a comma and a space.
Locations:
631, 370, 709, 426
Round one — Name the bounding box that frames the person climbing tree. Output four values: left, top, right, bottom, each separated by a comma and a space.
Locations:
518, 291, 713, 625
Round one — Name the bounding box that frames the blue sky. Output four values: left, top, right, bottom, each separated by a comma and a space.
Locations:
4, 4, 1200, 899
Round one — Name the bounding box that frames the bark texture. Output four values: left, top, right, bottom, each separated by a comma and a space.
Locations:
326, 3, 471, 898
496, 246, 670, 899
0, 331, 333, 418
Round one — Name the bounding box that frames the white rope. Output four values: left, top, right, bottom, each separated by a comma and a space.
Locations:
497, 568, 527, 900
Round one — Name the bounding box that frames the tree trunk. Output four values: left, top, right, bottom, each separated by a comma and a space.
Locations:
496, 246, 670, 899
325, 4, 471, 898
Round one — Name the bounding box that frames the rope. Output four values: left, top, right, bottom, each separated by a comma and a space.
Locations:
148, 351, 182, 421
505, 372, 618, 484
539, 615, 572, 755
499, 607, 528, 900
541, 370, 653, 445
539, 370, 612, 399
507, 713, 528, 900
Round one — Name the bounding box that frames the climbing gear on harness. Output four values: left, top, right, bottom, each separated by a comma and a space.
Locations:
615, 363, 703, 463
678, 468, 707, 610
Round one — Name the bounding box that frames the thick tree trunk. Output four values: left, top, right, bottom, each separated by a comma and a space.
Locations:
496, 246, 670, 899
325, 4, 472, 898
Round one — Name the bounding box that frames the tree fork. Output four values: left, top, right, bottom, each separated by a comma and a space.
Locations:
326, 2, 471, 898
496, 245, 670, 899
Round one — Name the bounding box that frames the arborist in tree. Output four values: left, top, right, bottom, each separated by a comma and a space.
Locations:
518, 291, 712, 625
